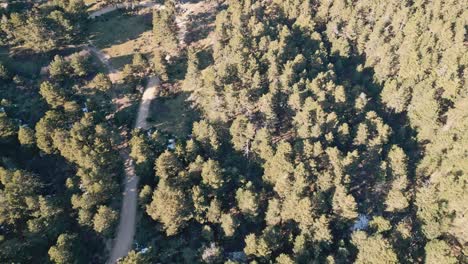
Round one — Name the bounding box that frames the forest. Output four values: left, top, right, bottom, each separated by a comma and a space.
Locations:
0, 0, 466, 263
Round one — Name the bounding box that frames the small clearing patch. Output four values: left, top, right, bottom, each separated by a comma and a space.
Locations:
148, 92, 199, 138
87, 9, 154, 70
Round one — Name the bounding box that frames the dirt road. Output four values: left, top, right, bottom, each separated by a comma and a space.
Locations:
88, 45, 159, 263
135, 76, 159, 130
89, 1, 161, 19
86, 45, 119, 82
108, 153, 138, 264
107, 76, 159, 263
87, 5, 162, 263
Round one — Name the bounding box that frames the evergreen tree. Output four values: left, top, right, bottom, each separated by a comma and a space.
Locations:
146, 183, 192, 236
48, 233, 79, 264
93, 206, 118, 236
153, 0, 178, 53
0, 112, 16, 141
39, 81, 67, 109
18, 126, 35, 146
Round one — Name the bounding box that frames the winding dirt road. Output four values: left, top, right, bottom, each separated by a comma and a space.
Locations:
87, 45, 159, 263
87, 3, 162, 263
107, 77, 158, 264
87, 2, 190, 262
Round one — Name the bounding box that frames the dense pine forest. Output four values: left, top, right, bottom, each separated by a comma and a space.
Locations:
0, 0, 466, 263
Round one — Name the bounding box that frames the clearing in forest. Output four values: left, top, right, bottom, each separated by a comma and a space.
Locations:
87, 8, 154, 71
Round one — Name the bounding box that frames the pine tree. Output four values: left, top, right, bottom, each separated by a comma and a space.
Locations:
0, 112, 16, 141
39, 81, 67, 109
155, 150, 183, 182
93, 206, 118, 236
332, 184, 358, 220
351, 231, 398, 264
201, 159, 224, 190
153, 0, 178, 53
49, 55, 71, 80
236, 182, 259, 218
146, 183, 192, 235
18, 126, 35, 146
48, 233, 79, 264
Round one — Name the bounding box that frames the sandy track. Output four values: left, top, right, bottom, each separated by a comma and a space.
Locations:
108, 153, 139, 264
88, 45, 159, 263
86, 45, 119, 82
107, 76, 159, 263
135, 76, 159, 130
89, 1, 161, 19
87, 4, 161, 263
87, 2, 187, 262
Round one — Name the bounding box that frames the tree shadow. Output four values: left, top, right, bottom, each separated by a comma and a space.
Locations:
167, 53, 188, 82
185, 10, 217, 45
197, 47, 213, 70
2, 45, 86, 78
108, 53, 134, 70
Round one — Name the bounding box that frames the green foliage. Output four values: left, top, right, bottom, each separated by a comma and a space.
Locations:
155, 150, 183, 182
49, 55, 71, 80
35, 110, 63, 154
48, 233, 78, 264
236, 182, 259, 218
1, 0, 466, 262
69, 53, 90, 77
18, 126, 35, 146
132, 53, 149, 73
39, 81, 67, 108
130, 131, 153, 165
220, 213, 238, 237
332, 185, 358, 220
201, 159, 224, 190
0, 9, 118, 260
0, 112, 16, 141
153, 50, 168, 81
369, 216, 391, 233
90, 73, 112, 91
118, 250, 152, 264
192, 120, 220, 153
146, 183, 192, 236
93, 205, 118, 236
351, 231, 398, 264
122, 64, 138, 86
0, 168, 41, 227
0, 3, 84, 52
424, 240, 457, 264
153, 0, 178, 53
276, 254, 294, 264
230, 115, 255, 155
139, 185, 153, 206
182, 47, 200, 91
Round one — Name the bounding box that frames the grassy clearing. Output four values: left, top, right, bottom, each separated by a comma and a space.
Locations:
87, 9, 154, 70
148, 92, 199, 138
